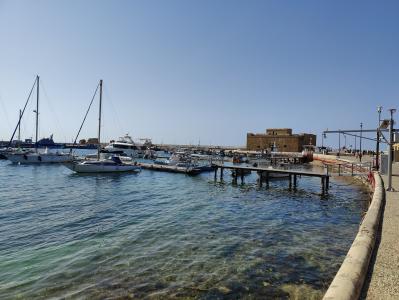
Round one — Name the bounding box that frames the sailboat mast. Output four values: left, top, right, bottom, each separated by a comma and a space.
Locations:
35, 75, 39, 150
18, 109, 21, 141
97, 79, 103, 160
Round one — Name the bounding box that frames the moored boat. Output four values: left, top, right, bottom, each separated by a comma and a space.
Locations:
6, 149, 73, 164
65, 156, 140, 173
64, 80, 141, 174
104, 134, 140, 157
5, 76, 74, 164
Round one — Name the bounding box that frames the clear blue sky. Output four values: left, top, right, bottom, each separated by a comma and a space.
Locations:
0, 0, 398, 149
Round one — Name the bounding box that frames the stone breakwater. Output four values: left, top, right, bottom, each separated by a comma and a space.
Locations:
323, 171, 384, 300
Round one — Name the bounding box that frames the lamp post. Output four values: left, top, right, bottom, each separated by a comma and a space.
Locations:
376, 106, 382, 170
359, 122, 363, 162
322, 132, 327, 154
387, 108, 396, 191
338, 130, 341, 156
355, 135, 357, 153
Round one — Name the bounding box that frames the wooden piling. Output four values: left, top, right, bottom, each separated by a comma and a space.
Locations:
210, 163, 329, 193
326, 176, 329, 191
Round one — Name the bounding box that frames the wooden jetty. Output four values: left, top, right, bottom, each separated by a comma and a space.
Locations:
138, 162, 213, 175
212, 164, 330, 194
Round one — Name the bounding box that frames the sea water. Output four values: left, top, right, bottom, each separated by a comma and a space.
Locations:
0, 159, 368, 299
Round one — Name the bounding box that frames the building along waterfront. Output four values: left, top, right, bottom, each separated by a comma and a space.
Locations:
247, 128, 316, 152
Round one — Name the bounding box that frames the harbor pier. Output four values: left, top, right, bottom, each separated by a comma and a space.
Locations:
212, 164, 330, 194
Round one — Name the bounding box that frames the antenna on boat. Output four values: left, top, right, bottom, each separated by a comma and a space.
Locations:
97, 79, 103, 160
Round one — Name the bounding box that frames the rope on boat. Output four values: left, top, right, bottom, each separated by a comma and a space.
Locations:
8, 77, 37, 147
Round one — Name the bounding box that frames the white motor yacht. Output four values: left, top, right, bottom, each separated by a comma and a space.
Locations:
104, 134, 142, 157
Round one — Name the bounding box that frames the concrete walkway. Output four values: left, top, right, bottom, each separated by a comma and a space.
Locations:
361, 163, 399, 299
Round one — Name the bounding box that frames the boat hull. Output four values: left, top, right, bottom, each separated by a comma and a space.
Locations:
6, 153, 74, 163
64, 161, 141, 173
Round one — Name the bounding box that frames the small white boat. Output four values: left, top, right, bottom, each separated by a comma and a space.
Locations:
155, 152, 190, 166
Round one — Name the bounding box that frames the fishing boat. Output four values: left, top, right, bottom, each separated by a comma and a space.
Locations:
4, 76, 74, 164
64, 80, 141, 173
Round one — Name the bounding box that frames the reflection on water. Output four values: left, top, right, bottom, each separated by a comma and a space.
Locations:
0, 160, 368, 299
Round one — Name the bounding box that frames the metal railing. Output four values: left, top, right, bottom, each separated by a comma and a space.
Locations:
323, 161, 372, 176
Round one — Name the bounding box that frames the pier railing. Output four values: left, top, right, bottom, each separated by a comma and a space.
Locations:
323, 161, 372, 177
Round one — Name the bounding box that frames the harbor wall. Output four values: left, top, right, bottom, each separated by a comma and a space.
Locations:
323, 172, 384, 300
313, 153, 339, 163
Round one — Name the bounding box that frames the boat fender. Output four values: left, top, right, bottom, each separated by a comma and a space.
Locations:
38, 156, 42, 161
23, 154, 28, 160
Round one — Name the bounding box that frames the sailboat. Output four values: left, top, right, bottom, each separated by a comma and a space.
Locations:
5, 76, 74, 164
64, 80, 141, 173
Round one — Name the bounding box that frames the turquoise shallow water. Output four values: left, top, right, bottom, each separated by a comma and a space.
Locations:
0, 159, 368, 299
